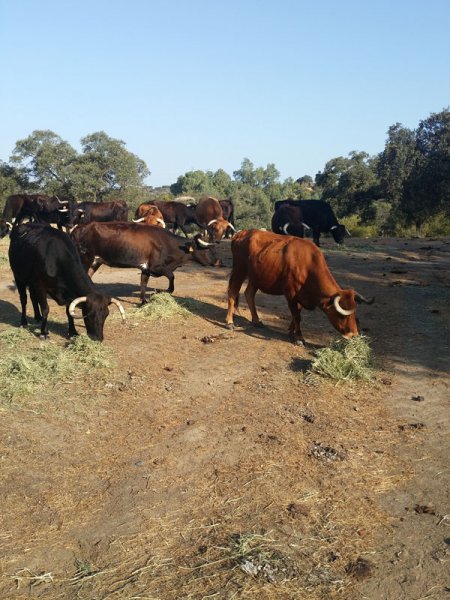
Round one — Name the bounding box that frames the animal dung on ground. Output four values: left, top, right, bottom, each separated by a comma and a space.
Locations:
345, 557, 373, 580
411, 395, 425, 402
309, 441, 346, 462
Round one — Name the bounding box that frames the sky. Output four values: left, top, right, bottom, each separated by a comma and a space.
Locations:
1, 0, 449, 188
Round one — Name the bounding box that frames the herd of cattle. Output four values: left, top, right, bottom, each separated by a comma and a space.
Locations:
0, 193, 373, 344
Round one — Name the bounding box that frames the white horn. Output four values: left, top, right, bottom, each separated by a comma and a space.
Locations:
58, 207, 68, 212
282, 223, 290, 234
55, 196, 69, 204
197, 237, 214, 247
110, 298, 126, 322
301, 222, 311, 230
6, 221, 13, 230
69, 296, 88, 316
157, 218, 166, 228
346, 228, 351, 236
333, 295, 355, 316
207, 219, 218, 226
133, 218, 145, 223
228, 223, 236, 232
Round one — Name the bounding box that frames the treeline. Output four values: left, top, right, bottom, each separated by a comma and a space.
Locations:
1, 109, 449, 236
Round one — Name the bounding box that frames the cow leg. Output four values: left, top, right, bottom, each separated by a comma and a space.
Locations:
16, 281, 28, 327
313, 227, 321, 246
149, 269, 175, 294
88, 257, 104, 278
286, 299, 305, 345
178, 222, 189, 237
226, 270, 246, 329
66, 306, 78, 338
33, 286, 50, 339
29, 286, 42, 321
244, 281, 263, 327
140, 271, 150, 304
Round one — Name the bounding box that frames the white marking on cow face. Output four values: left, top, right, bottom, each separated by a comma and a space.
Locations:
140, 262, 149, 271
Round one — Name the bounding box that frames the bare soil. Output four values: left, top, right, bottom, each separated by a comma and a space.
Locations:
0, 235, 449, 600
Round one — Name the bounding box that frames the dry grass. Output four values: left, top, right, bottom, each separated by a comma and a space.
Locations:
132, 292, 193, 321
0, 329, 114, 407
310, 336, 373, 381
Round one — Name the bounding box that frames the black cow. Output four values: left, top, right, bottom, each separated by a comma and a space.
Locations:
271, 205, 309, 238
219, 199, 235, 237
70, 200, 129, 226
71, 222, 217, 303
273, 199, 348, 246
9, 223, 125, 340
3, 193, 71, 228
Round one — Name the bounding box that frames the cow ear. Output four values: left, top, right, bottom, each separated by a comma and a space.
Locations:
321, 296, 335, 311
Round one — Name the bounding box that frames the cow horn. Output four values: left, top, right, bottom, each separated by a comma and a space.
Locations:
77, 209, 84, 214
330, 225, 338, 231
58, 207, 68, 212
227, 223, 236, 232
346, 228, 352, 236
69, 296, 88, 316
197, 237, 214, 247
133, 217, 145, 223
207, 219, 218, 226
282, 223, 290, 234
6, 221, 13, 230
301, 222, 311, 230
156, 218, 166, 228
55, 195, 69, 204
355, 293, 375, 305
333, 295, 355, 316
110, 298, 126, 322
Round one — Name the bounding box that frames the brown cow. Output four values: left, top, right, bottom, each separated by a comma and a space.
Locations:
71, 222, 217, 303
135, 200, 197, 237
226, 229, 373, 344
133, 205, 165, 227
195, 197, 235, 242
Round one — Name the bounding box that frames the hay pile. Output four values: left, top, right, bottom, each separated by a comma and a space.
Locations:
310, 336, 373, 381
0, 330, 114, 406
133, 293, 192, 321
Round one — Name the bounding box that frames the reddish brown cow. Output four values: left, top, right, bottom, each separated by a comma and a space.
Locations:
133, 205, 165, 227
195, 197, 235, 242
226, 229, 373, 344
135, 201, 197, 237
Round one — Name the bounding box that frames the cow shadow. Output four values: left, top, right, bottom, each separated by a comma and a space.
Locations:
0, 299, 70, 340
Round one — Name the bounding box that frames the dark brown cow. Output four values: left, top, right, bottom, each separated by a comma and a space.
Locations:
195, 197, 235, 242
9, 223, 124, 340
226, 229, 373, 344
132, 205, 165, 227
3, 193, 71, 228
71, 222, 217, 303
219, 199, 235, 238
271, 204, 309, 237
136, 200, 197, 237
70, 200, 128, 226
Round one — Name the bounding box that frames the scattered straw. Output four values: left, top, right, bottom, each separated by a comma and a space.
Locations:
310, 336, 373, 381
133, 293, 192, 322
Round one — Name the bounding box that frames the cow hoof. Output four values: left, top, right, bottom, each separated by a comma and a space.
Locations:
252, 321, 264, 328
226, 323, 234, 330
39, 334, 48, 341
294, 339, 305, 347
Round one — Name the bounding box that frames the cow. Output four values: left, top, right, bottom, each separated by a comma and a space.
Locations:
132, 205, 165, 227
225, 229, 374, 345
3, 193, 71, 228
219, 199, 235, 238
71, 222, 217, 303
195, 197, 235, 242
70, 200, 129, 226
271, 204, 309, 238
136, 200, 198, 237
273, 199, 348, 246
0, 219, 12, 237
8, 223, 125, 341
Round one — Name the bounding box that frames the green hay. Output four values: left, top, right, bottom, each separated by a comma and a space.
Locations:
133, 293, 192, 321
310, 336, 373, 381
0, 333, 114, 405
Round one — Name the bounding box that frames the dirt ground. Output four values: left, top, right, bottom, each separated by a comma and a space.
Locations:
0, 234, 449, 600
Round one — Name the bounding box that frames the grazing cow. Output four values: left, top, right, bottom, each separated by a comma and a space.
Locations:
226, 229, 373, 344
9, 223, 125, 340
271, 204, 310, 238
132, 205, 165, 227
195, 197, 235, 242
273, 199, 348, 246
71, 222, 217, 303
70, 200, 129, 226
136, 201, 198, 237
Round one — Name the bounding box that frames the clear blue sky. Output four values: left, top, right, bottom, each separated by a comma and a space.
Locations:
1, 0, 449, 187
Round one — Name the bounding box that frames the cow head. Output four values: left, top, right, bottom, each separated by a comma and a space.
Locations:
206, 218, 236, 243
321, 290, 374, 339
0, 219, 12, 238
330, 224, 346, 244
69, 293, 125, 341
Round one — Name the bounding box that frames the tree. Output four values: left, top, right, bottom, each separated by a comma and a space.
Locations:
233, 158, 280, 188
170, 170, 211, 196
